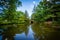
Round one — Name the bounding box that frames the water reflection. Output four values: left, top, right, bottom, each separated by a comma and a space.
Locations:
31, 23, 60, 40
0, 24, 29, 40
0, 23, 60, 40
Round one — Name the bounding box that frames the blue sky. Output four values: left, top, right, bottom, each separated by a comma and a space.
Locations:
17, 0, 40, 17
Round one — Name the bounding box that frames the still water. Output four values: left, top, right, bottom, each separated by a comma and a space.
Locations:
0, 24, 34, 40
0, 23, 60, 40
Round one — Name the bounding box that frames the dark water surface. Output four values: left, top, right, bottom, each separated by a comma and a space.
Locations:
0, 24, 35, 40
0, 23, 60, 40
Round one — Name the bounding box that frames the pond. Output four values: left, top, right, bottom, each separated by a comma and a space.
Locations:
0, 23, 60, 40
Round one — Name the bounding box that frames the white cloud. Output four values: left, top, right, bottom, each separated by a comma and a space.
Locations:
47, 0, 49, 1
33, 1, 35, 4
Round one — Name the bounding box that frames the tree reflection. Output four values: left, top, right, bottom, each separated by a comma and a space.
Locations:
31, 23, 55, 40
0, 23, 29, 40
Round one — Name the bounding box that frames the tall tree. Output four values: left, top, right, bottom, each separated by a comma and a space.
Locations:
31, 0, 60, 22
25, 10, 29, 18
0, 0, 22, 23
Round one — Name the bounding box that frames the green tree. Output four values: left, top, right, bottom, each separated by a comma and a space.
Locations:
0, 0, 22, 23
25, 10, 29, 18
31, 0, 60, 23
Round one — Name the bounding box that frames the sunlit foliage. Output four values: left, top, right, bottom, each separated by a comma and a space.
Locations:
31, 0, 60, 23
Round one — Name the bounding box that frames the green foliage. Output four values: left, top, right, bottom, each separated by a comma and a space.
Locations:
0, 0, 29, 24
31, 0, 60, 23
0, 0, 22, 23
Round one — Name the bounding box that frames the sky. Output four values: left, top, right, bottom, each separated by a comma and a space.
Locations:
17, 0, 40, 17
